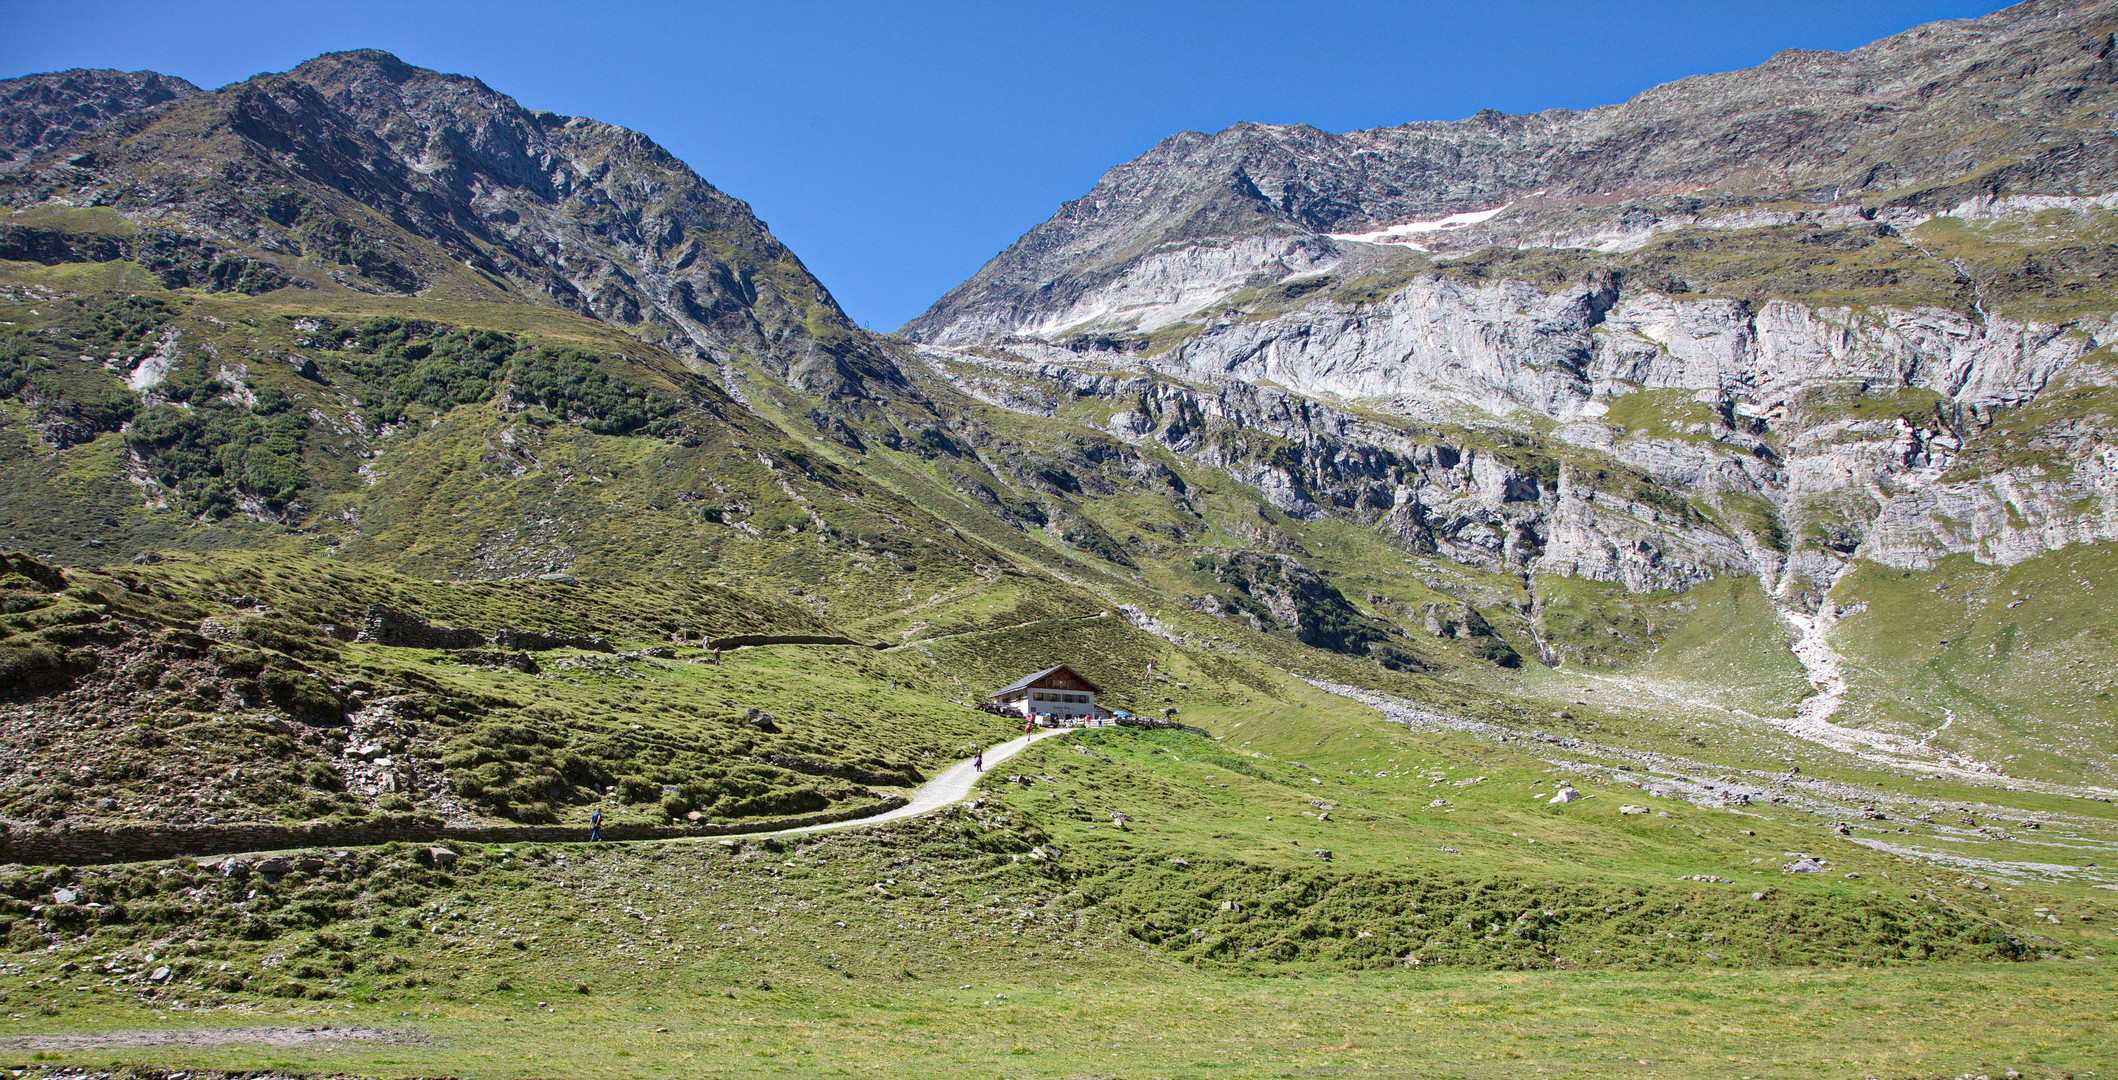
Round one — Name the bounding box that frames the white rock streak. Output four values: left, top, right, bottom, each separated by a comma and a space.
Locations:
1326, 204, 1511, 247
1774, 597, 2006, 779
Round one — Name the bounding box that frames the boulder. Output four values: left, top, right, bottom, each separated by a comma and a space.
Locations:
1783, 857, 1825, 873
218, 857, 249, 878
355, 606, 486, 650
1620, 804, 1650, 814
1549, 787, 1582, 804
51, 887, 76, 904
422, 846, 459, 868
254, 857, 291, 877
1311, 849, 1333, 861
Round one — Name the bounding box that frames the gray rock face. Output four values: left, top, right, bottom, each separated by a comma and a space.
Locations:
904, 0, 2118, 345
902, 0, 2118, 606
0, 68, 200, 172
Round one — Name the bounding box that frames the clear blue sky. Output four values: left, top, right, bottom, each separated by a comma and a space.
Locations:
1, 0, 2008, 331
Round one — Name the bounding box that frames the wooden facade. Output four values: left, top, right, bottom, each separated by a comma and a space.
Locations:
988, 664, 1102, 719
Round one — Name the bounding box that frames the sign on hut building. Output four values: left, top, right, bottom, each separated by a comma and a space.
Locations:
989, 664, 1101, 719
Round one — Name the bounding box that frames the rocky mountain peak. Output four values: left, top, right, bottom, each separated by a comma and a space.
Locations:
0, 68, 201, 172
903, 0, 2118, 346
0, 50, 906, 398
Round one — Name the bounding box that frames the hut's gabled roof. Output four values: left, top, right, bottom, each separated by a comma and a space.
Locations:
988, 664, 1101, 698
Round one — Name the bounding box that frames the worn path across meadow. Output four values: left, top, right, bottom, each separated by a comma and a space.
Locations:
723, 727, 1064, 840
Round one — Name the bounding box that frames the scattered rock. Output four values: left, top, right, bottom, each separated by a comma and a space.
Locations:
1620, 804, 1649, 815
254, 857, 291, 877
1549, 787, 1581, 804
1311, 849, 1333, 861
1783, 857, 1826, 873
50, 887, 76, 904
1167, 857, 1189, 867
1678, 875, 1733, 884
421, 847, 458, 868
218, 858, 248, 878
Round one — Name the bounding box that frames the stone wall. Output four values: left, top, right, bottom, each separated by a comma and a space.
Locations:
0, 796, 909, 866
714, 634, 881, 649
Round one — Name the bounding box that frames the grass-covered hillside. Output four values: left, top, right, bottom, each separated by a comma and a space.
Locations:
0, 549, 1027, 830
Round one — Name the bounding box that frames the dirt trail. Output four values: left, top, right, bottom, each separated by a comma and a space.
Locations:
717, 727, 1064, 839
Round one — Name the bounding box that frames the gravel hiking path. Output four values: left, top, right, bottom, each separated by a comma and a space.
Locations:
0, 1025, 419, 1050
749, 727, 1064, 838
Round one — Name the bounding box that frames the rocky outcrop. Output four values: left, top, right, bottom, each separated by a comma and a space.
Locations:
1187, 551, 1395, 654
354, 606, 613, 652
354, 606, 486, 650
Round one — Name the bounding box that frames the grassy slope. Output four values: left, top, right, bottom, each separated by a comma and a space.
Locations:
1, 712, 2112, 1078
1832, 545, 2118, 784
0, 551, 1023, 830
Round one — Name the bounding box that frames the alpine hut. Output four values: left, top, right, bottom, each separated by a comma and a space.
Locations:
988, 664, 1101, 720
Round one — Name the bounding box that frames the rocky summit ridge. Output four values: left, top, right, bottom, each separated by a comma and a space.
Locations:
903, 0, 2117, 345
0, 49, 902, 398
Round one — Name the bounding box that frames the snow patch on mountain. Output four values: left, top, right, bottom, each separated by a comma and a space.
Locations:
1327, 204, 1511, 247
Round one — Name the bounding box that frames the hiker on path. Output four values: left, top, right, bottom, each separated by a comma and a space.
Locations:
711, 647, 721, 665
589, 807, 603, 842
974, 748, 984, 772
1024, 719, 1034, 735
